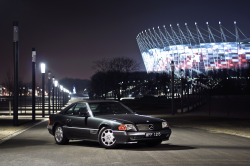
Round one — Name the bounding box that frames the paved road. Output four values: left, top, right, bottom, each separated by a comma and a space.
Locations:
0, 121, 250, 166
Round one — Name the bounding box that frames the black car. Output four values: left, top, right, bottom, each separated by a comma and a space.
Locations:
47, 100, 171, 148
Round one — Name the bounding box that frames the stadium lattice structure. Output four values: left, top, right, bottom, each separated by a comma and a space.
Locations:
136, 21, 250, 77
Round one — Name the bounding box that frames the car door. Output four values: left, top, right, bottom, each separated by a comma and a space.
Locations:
66, 103, 90, 139
62, 104, 77, 139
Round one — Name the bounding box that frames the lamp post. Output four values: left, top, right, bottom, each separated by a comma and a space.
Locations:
54, 80, 58, 112
13, 21, 19, 126
32, 48, 36, 121
171, 61, 175, 115
48, 71, 51, 115
186, 74, 190, 112
180, 69, 184, 113
52, 76, 55, 114
62, 88, 65, 106
41, 63, 46, 117
60, 85, 63, 109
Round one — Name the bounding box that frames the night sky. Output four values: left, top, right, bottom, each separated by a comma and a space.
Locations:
0, 0, 250, 84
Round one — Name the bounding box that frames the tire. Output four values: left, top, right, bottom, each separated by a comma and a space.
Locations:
54, 125, 69, 145
98, 127, 117, 149
145, 140, 162, 147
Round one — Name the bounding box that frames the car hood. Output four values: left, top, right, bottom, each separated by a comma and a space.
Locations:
96, 114, 164, 124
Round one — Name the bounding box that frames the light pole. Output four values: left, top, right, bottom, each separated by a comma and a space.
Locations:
48, 71, 51, 115
54, 80, 58, 112
32, 48, 36, 121
63, 88, 66, 106
180, 69, 184, 113
52, 76, 55, 114
13, 21, 19, 126
41, 63, 46, 117
60, 85, 63, 109
171, 61, 175, 115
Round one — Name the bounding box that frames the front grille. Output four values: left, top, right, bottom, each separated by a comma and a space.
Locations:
136, 123, 162, 131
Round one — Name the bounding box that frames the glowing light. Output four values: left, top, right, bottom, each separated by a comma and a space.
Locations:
40, 63, 45, 74
54, 80, 58, 87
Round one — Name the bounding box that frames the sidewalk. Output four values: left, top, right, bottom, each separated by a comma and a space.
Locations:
0, 116, 46, 144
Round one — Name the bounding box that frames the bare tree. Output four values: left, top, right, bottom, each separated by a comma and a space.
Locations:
93, 57, 140, 73
92, 58, 110, 72
2, 70, 14, 96
91, 57, 140, 100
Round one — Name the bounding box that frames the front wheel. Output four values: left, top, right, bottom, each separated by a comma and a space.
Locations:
54, 125, 69, 145
98, 127, 117, 149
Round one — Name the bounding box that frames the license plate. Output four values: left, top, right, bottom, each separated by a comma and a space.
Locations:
145, 132, 161, 137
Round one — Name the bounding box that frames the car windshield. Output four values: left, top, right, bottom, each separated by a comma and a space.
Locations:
88, 102, 134, 116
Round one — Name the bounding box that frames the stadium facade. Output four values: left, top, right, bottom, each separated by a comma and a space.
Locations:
136, 22, 250, 76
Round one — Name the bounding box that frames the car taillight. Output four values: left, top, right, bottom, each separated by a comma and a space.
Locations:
48, 119, 50, 125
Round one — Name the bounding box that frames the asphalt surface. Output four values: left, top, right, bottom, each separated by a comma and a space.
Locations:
0, 121, 250, 166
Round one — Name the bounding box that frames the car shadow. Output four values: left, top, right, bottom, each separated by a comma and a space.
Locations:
119, 143, 196, 151
68, 141, 195, 151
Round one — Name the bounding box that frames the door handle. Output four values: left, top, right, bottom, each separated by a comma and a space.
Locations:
66, 119, 71, 123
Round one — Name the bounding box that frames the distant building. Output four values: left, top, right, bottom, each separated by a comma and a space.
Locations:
136, 21, 250, 76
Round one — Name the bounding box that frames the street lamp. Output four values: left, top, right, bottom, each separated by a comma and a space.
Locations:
13, 21, 19, 126
170, 61, 175, 115
60, 85, 63, 109
48, 71, 51, 115
180, 69, 184, 113
32, 48, 36, 121
41, 63, 46, 117
54, 80, 58, 112
52, 76, 55, 114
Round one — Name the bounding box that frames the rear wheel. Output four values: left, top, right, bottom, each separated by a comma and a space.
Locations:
98, 127, 117, 149
54, 125, 69, 145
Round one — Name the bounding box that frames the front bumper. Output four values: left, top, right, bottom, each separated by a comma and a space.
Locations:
113, 128, 171, 144
47, 124, 53, 135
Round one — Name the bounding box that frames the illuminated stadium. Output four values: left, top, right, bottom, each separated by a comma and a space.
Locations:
136, 22, 250, 76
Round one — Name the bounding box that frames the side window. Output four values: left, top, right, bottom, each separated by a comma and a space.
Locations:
64, 104, 75, 115
73, 103, 87, 116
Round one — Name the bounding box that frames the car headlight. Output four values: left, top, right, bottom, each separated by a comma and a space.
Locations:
118, 124, 137, 131
162, 121, 169, 128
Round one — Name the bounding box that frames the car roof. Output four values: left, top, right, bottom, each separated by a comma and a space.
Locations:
75, 100, 119, 104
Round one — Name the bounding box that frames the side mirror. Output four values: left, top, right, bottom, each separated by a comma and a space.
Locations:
79, 108, 90, 117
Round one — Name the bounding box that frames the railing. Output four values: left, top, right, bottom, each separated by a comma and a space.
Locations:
0, 94, 70, 116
